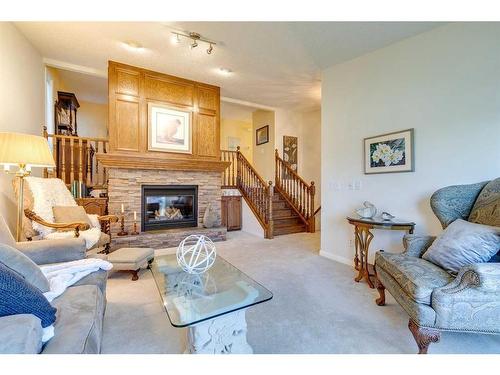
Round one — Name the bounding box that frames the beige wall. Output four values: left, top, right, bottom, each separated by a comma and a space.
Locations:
275, 108, 322, 229
78, 100, 108, 138
0, 22, 45, 231
220, 118, 253, 162
321, 23, 500, 265
252, 110, 275, 182
47, 68, 108, 139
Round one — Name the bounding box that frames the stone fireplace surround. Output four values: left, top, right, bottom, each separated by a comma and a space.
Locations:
107, 168, 226, 249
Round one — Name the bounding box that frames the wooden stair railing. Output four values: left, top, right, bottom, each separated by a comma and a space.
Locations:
220, 149, 239, 188
221, 147, 274, 238
43, 126, 109, 189
274, 149, 316, 232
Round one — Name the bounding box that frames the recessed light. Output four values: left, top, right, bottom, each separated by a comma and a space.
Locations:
218, 67, 233, 76
122, 41, 144, 51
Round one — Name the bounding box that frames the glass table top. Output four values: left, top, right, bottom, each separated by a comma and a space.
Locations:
347, 216, 415, 227
150, 254, 273, 327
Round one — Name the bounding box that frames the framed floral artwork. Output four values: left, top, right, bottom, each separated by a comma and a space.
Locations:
364, 129, 414, 174
256, 125, 269, 145
283, 135, 298, 172
148, 103, 192, 154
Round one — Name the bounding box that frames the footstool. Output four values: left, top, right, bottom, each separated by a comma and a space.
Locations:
107, 247, 154, 281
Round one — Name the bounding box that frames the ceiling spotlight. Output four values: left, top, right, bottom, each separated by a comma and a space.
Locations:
190, 40, 198, 49
207, 43, 213, 55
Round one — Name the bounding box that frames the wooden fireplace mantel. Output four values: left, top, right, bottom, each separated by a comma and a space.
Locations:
96, 153, 230, 172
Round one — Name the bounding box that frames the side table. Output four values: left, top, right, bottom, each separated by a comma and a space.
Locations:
346, 216, 415, 289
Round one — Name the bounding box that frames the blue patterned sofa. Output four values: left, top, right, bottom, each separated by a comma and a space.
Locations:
374, 181, 499, 353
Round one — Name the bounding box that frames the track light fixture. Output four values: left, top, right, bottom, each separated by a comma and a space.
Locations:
171, 31, 216, 55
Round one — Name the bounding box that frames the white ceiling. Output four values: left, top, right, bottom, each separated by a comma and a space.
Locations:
56, 68, 107, 104
16, 22, 445, 110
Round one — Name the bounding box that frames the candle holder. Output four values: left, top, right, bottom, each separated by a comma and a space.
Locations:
131, 221, 139, 235
117, 214, 128, 236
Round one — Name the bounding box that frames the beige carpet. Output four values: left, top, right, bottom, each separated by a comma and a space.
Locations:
101, 231, 500, 354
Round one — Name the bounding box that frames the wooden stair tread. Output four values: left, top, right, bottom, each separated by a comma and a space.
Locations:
273, 225, 307, 235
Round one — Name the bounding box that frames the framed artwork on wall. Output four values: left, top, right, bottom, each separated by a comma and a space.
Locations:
148, 102, 192, 154
364, 128, 414, 174
256, 125, 269, 146
283, 135, 298, 172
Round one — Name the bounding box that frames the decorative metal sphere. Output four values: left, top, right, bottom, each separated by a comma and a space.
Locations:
176, 235, 217, 274
176, 272, 217, 299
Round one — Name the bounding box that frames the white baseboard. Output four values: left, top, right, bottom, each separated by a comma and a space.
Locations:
319, 250, 352, 266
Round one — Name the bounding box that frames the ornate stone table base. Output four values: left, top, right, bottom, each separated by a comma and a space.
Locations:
185, 310, 253, 354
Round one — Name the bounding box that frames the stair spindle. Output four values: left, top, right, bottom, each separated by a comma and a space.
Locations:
61, 138, 66, 184
78, 138, 83, 183
69, 138, 75, 185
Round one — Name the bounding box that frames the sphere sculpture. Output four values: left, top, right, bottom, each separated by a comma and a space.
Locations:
176, 235, 217, 274
176, 272, 217, 299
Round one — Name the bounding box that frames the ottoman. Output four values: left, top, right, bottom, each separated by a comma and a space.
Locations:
108, 247, 154, 281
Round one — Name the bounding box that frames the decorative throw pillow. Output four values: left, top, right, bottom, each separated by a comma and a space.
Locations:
52, 206, 91, 231
0, 262, 56, 328
0, 243, 50, 292
468, 178, 500, 227
422, 219, 500, 274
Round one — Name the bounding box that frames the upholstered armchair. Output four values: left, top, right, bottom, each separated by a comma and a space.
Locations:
13, 176, 118, 254
374, 180, 499, 354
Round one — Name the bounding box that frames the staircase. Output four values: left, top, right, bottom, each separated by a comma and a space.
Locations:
272, 190, 308, 235
221, 147, 317, 238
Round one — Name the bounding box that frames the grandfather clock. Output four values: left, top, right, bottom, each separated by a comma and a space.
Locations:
55, 91, 79, 136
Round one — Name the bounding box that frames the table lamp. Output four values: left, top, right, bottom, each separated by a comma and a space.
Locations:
0, 132, 55, 241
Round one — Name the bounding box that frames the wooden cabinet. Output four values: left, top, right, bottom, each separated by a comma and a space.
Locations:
76, 198, 108, 216
221, 196, 242, 231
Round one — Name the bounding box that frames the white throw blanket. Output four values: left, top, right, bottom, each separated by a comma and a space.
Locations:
40, 258, 113, 343
26, 177, 103, 250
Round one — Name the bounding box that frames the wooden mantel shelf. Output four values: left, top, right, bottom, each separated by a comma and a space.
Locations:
96, 153, 230, 172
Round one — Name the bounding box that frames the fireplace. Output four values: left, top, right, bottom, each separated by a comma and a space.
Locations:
141, 185, 198, 231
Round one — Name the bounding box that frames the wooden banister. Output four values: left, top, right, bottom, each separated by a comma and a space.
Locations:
221, 147, 274, 238
274, 149, 316, 232
42, 126, 108, 189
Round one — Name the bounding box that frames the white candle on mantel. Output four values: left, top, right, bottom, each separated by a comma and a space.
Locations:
134, 211, 137, 221
121, 204, 124, 213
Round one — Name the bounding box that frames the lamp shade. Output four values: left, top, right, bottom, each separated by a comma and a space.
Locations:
0, 132, 55, 168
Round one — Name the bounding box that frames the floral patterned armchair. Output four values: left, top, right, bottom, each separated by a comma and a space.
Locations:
374, 180, 499, 353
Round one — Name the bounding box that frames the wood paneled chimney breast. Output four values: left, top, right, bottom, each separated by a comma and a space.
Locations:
103, 61, 227, 172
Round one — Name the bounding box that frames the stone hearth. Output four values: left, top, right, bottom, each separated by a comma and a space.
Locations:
110, 226, 226, 251
107, 168, 225, 247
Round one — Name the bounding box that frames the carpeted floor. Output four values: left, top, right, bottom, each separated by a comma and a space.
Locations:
102, 231, 500, 354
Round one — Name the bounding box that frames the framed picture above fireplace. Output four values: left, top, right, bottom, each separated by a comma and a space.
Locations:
148, 102, 192, 154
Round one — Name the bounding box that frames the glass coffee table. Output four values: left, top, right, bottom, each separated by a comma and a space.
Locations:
150, 254, 273, 354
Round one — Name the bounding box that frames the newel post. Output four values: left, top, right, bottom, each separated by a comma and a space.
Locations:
274, 149, 279, 187
236, 146, 241, 189
309, 181, 316, 233
42, 126, 49, 178
267, 180, 274, 239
